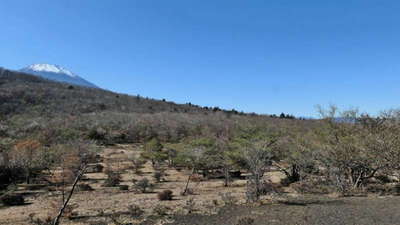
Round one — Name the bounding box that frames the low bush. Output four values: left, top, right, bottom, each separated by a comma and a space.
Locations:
236, 217, 255, 225
153, 204, 170, 217
119, 185, 129, 191
219, 192, 238, 205
134, 178, 153, 193
131, 157, 146, 175
127, 204, 144, 218
86, 164, 104, 173
183, 198, 196, 214
291, 179, 333, 194
392, 183, 400, 195
28, 213, 53, 225
103, 170, 121, 187
365, 183, 400, 195
1, 193, 25, 206
366, 183, 390, 194
77, 183, 94, 191
259, 182, 283, 195
158, 190, 173, 201
154, 170, 165, 183
375, 175, 398, 184
280, 177, 293, 187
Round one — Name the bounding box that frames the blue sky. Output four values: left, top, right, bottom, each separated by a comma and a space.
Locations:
1, 0, 400, 117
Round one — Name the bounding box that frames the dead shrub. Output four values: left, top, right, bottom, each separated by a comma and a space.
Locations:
130, 157, 146, 174
153, 204, 170, 217
103, 167, 121, 187
158, 190, 173, 201
236, 217, 255, 225
219, 192, 238, 205
127, 204, 144, 218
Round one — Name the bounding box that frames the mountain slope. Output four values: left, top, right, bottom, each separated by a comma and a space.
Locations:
0, 66, 311, 146
0, 67, 216, 117
20, 64, 98, 88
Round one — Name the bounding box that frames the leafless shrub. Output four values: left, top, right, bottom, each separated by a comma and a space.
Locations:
153, 167, 166, 183
243, 142, 275, 202
127, 204, 144, 218
219, 192, 238, 206
103, 165, 121, 187
130, 156, 146, 175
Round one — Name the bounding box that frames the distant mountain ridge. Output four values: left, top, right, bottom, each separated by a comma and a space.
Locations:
20, 64, 98, 88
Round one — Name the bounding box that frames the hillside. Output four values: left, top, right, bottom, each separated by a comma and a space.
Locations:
0, 67, 306, 145
0, 68, 220, 117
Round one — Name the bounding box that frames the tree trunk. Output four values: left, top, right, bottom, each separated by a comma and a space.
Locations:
26, 170, 31, 184
183, 167, 195, 195
53, 167, 86, 225
224, 167, 230, 187
290, 165, 301, 182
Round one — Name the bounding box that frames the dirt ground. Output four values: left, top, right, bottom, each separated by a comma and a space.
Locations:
168, 196, 400, 225
0, 145, 262, 225
1, 144, 400, 225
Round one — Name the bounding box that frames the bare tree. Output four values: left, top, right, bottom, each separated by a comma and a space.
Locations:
51, 141, 95, 225
272, 129, 317, 184
243, 141, 275, 202
182, 147, 206, 195
129, 156, 146, 174
315, 105, 400, 192
9, 139, 42, 184
53, 163, 87, 225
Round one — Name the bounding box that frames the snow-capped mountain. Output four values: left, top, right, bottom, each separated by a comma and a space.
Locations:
20, 64, 98, 88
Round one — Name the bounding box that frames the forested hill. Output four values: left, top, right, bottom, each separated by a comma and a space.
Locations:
0, 68, 225, 117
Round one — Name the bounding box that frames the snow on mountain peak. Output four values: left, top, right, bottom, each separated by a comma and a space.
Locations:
25, 64, 77, 77
20, 63, 98, 88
